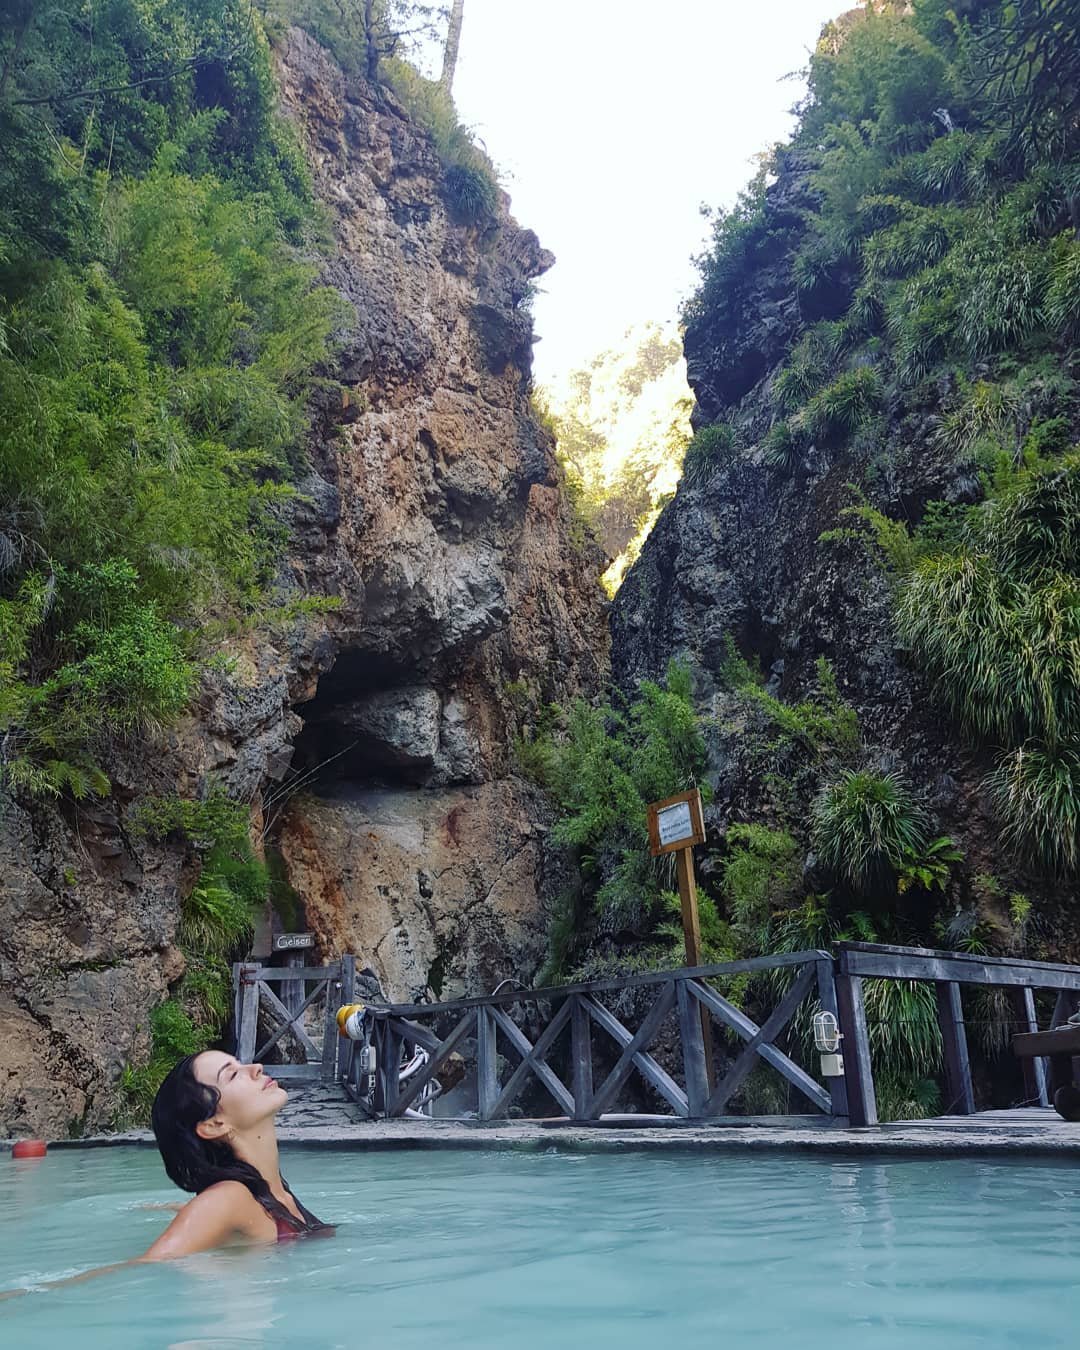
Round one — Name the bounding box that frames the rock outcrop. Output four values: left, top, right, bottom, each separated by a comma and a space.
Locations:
0, 29, 607, 1139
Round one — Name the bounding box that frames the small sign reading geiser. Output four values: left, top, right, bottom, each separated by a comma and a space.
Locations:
273, 932, 314, 952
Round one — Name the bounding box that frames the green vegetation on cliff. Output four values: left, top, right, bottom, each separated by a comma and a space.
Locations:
0, 2, 346, 800
686, 0, 1080, 883
116, 793, 264, 1122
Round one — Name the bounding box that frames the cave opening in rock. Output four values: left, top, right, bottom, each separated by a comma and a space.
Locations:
286, 645, 478, 799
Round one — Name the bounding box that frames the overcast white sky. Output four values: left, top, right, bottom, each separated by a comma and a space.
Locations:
443, 0, 846, 382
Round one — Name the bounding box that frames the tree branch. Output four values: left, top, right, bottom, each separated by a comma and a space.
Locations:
10, 48, 240, 108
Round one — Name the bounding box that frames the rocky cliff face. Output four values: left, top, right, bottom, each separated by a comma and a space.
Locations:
0, 29, 607, 1138
610, 147, 1078, 955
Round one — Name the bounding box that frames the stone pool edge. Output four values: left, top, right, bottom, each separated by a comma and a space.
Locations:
35, 1116, 1080, 1159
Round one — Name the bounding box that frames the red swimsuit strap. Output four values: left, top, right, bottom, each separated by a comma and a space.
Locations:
257, 1186, 329, 1241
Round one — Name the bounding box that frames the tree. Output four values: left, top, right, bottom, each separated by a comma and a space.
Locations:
438, 0, 463, 93
322, 0, 446, 81
961, 0, 1080, 153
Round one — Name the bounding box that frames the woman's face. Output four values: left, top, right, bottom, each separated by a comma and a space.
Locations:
192, 1052, 288, 1133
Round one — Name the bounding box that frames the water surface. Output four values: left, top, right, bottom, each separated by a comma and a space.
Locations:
1, 1146, 1078, 1348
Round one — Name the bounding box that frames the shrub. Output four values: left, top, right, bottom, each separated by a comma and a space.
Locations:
863, 978, 942, 1081
895, 835, 964, 894
811, 769, 930, 893
863, 206, 957, 279
772, 324, 848, 415
911, 131, 997, 202
818, 484, 919, 576
897, 459, 1080, 752
1044, 235, 1080, 337
180, 880, 255, 960
116, 791, 265, 1125
934, 380, 1022, 457
719, 825, 803, 944
535, 662, 708, 939
720, 640, 861, 761
956, 241, 1047, 357
1022, 415, 1072, 459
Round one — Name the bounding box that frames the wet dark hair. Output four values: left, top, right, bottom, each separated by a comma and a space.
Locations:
151, 1054, 272, 1202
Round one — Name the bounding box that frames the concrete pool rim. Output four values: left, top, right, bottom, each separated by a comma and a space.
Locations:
20, 1111, 1080, 1161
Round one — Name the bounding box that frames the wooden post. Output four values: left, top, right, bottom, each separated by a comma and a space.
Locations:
1050, 990, 1080, 1087
1009, 986, 1048, 1107
339, 954, 356, 1085
231, 962, 243, 1057
935, 980, 975, 1115
677, 978, 710, 1116
321, 964, 343, 1081
237, 962, 260, 1064
835, 972, 877, 1126
570, 995, 593, 1119
282, 950, 304, 1018
477, 1006, 498, 1119
674, 846, 715, 1089
675, 846, 703, 965
816, 958, 849, 1118
376, 1020, 402, 1117
646, 789, 712, 1086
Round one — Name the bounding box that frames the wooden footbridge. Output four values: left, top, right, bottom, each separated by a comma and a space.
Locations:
232, 942, 1080, 1128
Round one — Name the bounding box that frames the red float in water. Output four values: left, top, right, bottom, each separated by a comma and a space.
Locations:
12, 1139, 47, 1158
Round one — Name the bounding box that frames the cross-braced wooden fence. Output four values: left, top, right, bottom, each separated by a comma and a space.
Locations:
232, 943, 1080, 1125
346, 950, 845, 1121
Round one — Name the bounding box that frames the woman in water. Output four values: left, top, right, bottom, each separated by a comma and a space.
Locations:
1, 1051, 330, 1298
1, 1047, 329, 1301
144, 1049, 332, 1256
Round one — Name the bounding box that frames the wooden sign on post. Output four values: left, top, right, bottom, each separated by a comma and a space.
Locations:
647, 788, 714, 1094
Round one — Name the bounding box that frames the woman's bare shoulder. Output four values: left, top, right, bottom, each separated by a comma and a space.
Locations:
192, 1180, 263, 1206
141, 1182, 269, 1260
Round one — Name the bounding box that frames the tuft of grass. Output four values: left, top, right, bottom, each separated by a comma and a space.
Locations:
443, 163, 498, 224
986, 742, 1080, 874
762, 420, 800, 472
681, 424, 735, 486
811, 769, 930, 893
798, 367, 883, 445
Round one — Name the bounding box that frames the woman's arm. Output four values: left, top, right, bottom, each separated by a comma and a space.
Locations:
0, 1182, 268, 1300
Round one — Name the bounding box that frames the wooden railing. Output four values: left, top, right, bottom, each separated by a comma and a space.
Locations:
835, 942, 1080, 1126
232, 943, 1080, 1124
345, 951, 843, 1121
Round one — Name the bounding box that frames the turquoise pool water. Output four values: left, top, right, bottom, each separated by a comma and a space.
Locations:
1, 1146, 1078, 1348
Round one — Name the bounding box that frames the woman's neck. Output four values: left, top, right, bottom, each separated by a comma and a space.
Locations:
230, 1124, 284, 1195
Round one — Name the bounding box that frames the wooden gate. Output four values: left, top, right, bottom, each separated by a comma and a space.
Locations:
232, 955, 355, 1082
